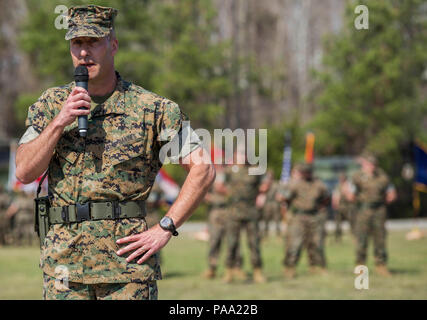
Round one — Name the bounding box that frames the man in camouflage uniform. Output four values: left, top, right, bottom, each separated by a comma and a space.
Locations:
345, 152, 397, 277
332, 174, 357, 241
15, 5, 214, 300
223, 152, 267, 283
278, 163, 330, 279
7, 190, 37, 246
0, 185, 12, 245
202, 164, 243, 280
261, 171, 282, 237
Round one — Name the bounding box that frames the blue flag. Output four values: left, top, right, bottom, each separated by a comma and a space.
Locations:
414, 142, 427, 192
280, 132, 292, 184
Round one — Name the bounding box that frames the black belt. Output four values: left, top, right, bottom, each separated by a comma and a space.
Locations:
48, 200, 147, 224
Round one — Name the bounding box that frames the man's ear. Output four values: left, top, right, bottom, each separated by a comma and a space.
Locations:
111, 38, 118, 56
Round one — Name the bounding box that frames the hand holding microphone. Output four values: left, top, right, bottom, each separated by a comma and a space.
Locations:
54, 66, 91, 134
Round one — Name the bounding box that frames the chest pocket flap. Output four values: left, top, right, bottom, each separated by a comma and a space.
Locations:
104, 134, 148, 168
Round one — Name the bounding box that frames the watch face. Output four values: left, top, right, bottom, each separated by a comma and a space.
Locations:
160, 217, 172, 229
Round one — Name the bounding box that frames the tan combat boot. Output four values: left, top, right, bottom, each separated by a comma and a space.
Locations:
253, 268, 266, 283
309, 266, 328, 276
283, 267, 296, 279
202, 268, 216, 279
375, 265, 392, 277
222, 268, 234, 283
232, 267, 248, 281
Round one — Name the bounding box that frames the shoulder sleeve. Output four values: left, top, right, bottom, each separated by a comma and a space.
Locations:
156, 99, 203, 162
25, 90, 55, 134
156, 99, 188, 145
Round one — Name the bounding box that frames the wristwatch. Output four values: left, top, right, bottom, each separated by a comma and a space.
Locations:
159, 216, 179, 236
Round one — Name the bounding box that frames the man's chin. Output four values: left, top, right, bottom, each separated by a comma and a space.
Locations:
88, 71, 100, 81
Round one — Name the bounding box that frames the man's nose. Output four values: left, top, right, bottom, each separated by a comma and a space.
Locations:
79, 46, 90, 58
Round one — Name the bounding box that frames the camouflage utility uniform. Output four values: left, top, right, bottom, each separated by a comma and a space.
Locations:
279, 166, 329, 276
18, 5, 201, 300
351, 168, 394, 267
204, 169, 241, 278
333, 179, 357, 240
224, 164, 265, 283
0, 189, 11, 245
12, 192, 36, 246
262, 180, 281, 237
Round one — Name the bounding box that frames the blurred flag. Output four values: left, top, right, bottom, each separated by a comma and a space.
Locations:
155, 168, 180, 204
280, 131, 292, 184
304, 132, 315, 164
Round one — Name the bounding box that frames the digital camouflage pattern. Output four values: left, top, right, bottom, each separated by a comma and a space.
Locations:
284, 211, 328, 267
65, 5, 118, 40
206, 170, 241, 270
351, 168, 392, 265
354, 207, 387, 265
224, 165, 263, 269
25, 72, 187, 207
262, 180, 281, 236
278, 177, 329, 212
333, 179, 357, 239
24, 72, 187, 284
279, 176, 329, 268
0, 190, 11, 245
352, 168, 391, 204
43, 273, 157, 300
12, 193, 36, 246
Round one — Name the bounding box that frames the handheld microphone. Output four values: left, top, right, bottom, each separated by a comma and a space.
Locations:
74, 65, 89, 137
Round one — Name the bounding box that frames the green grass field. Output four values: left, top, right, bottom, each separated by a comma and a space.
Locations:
1, 230, 427, 299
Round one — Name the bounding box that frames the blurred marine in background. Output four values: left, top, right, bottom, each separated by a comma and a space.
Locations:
332, 173, 357, 241
260, 170, 282, 238
278, 163, 330, 279
344, 152, 397, 277
202, 164, 242, 280
223, 151, 268, 283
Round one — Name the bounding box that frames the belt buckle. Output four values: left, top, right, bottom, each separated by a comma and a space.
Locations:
61, 206, 70, 223
113, 201, 122, 219
76, 203, 91, 222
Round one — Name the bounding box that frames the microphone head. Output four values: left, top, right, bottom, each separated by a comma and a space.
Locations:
74, 65, 89, 82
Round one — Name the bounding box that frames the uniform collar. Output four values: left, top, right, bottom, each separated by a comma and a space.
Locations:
91, 71, 129, 117
68, 71, 130, 118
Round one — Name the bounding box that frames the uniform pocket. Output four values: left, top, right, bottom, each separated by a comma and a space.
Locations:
104, 135, 148, 170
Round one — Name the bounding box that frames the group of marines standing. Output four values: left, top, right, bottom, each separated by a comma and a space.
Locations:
203, 151, 397, 282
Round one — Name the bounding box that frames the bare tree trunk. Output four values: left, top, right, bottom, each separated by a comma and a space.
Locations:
0, 0, 33, 140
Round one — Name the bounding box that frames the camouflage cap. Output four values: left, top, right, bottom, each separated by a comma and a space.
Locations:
360, 150, 377, 165
65, 5, 118, 41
